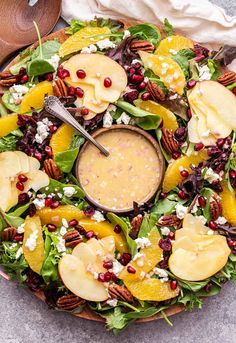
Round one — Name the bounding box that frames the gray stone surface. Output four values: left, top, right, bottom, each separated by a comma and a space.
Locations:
0, 1, 235, 342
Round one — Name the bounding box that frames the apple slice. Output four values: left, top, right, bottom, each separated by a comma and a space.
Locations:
100, 236, 116, 255
86, 238, 106, 260
8, 181, 20, 211
0, 151, 21, 177
0, 176, 12, 212
28, 156, 40, 171
58, 254, 108, 301
72, 242, 106, 273
14, 151, 29, 174
24, 170, 49, 192
73, 84, 109, 113
187, 115, 201, 143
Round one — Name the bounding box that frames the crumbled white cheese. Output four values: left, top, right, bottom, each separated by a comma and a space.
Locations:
135, 237, 151, 249
207, 229, 215, 235
161, 227, 171, 236
80, 44, 97, 54
203, 167, 222, 184
160, 277, 169, 283
107, 298, 118, 307
96, 38, 116, 50
35, 118, 52, 144
17, 223, 25, 234
56, 236, 66, 253
131, 58, 142, 65
123, 29, 131, 38
175, 204, 188, 219
103, 108, 113, 128
60, 226, 67, 236
111, 260, 124, 275
191, 200, 199, 214
201, 129, 211, 137
116, 112, 131, 125
63, 186, 76, 198
196, 215, 207, 225
15, 247, 23, 260
169, 93, 178, 100
25, 230, 38, 252
92, 210, 105, 222
198, 65, 211, 81
32, 198, 45, 210
62, 218, 69, 228
9, 85, 29, 105
153, 267, 168, 278
47, 54, 60, 70
9, 243, 18, 249
215, 216, 227, 225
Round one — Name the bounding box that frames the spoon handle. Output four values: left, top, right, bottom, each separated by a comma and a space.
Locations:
44, 96, 109, 157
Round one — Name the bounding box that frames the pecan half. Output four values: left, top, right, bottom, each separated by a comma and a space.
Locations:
56, 294, 86, 310
108, 284, 134, 303
52, 78, 68, 97
43, 159, 62, 180
147, 80, 166, 101
0, 71, 17, 87
161, 128, 179, 155
1, 227, 17, 241
157, 215, 181, 229
130, 39, 154, 53
63, 230, 82, 248
217, 71, 236, 86
210, 193, 222, 220
130, 214, 143, 239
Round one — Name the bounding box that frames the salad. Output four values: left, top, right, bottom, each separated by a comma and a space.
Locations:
0, 17, 236, 334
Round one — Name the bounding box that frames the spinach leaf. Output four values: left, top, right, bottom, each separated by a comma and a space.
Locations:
116, 100, 161, 130
9, 55, 32, 75
0, 134, 18, 152
107, 212, 137, 256
201, 188, 214, 222
41, 231, 59, 283
129, 23, 161, 47
31, 40, 61, 60
151, 197, 177, 216
163, 18, 174, 37
138, 213, 157, 238
41, 179, 85, 199
0, 103, 8, 116
2, 92, 20, 113
27, 59, 55, 77
172, 52, 191, 79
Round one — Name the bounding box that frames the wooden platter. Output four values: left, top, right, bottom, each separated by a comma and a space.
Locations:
1, 19, 185, 324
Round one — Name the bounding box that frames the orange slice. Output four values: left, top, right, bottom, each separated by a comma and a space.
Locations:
59, 27, 111, 57
50, 123, 75, 155
20, 81, 53, 113
139, 51, 186, 95
155, 35, 193, 56
134, 99, 178, 131
0, 114, 18, 138
221, 182, 236, 225
37, 205, 85, 226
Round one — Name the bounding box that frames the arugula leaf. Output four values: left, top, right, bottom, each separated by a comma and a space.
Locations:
163, 18, 174, 37
41, 179, 85, 199
129, 23, 161, 46
138, 213, 157, 238
0, 134, 18, 152
2, 92, 20, 113
177, 290, 203, 311
207, 59, 220, 80
106, 213, 137, 256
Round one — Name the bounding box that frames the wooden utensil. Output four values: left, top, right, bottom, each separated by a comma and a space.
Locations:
0, 0, 61, 66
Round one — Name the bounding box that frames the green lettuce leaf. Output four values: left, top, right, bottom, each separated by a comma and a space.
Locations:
163, 18, 174, 37
129, 23, 161, 46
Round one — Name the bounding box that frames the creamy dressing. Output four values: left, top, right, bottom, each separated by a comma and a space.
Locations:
77, 128, 162, 211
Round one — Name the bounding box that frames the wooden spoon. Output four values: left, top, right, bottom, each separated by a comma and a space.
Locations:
0, 0, 61, 66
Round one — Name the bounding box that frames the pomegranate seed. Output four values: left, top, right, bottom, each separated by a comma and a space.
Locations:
187, 108, 192, 119
45, 146, 53, 157
159, 118, 164, 128
132, 61, 142, 69
141, 92, 151, 101
46, 73, 53, 81
111, 273, 119, 282
103, 261, 113, 269
75, 87, 84, 98
84, 206, 95, 217
86, 230, 95, 239
45, 198, 53, 207
138, 81, 147, 90
194, 142, 204, 151
127, 265, 136, 274
128, 67, 136, 75
180, 169, 189, 178
120, 253, 131, 266
68, 86, 75, 96
16, 181, 24, 191
198, 196, 206, 207
123, 90, 138, 103
187, 80, 196, 89
14, 235, 24, 242
81, 107, 89, 116
68, 219, 78, 227
18, 174, 28, 183
159, 192, 168, 199
174, 127, 187, 142
104, 271, 112, 282
34, 151, 42, 161
132, 74, 144, 83
58, 69, 70, 79
170, 280, 178, 290
208, 220, 218, 230
178, 190, 187, 200
104, 77, 112, 88
18, 193, 30, 205
50, 200, 60, 209
114, 225, 122, 234
229, 170, 236, 179
98, 273, 105, 282
227, 239, 235, 247
76, 69, 86, 79
211, 180, 223, 193
49, 125, 57, 134
159, 238, 172, 252
47, 224, 57, 232
232, 87, 236, 95
21, 74, 28, 84
28, 204, 36, 217
216, 138, 225, 148
204, 282, 213, 292
171, 151, 181, 160
168, 231, 175, 240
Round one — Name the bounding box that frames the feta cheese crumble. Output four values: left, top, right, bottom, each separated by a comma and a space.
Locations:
25, 230, 38, 251
215, 216, 227, 225
107, 298, 118, 307
32, 198, 45, 210
111, 260, 124, 276
175, 204, 188, 219
103, 104, 116, 128
9, 85, 29, 105
123, 30, 131, 39
116, 112, 131, 125
17, 223, 25, 234
16, 247, 23, 260
96, 38, 116, 50
198, 65, 211, 81
35, 118, 52, 144
81, 44, 97, 54
47, 54, 60, 70
160, 227, 171, 236
56, 236, 66, 253
135, 237, 151, 249
92, 210, 105, 222
63, 186, 76, 198
203, 167, 222, 184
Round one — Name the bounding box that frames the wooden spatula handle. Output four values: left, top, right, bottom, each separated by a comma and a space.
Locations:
0, 39, 17, 67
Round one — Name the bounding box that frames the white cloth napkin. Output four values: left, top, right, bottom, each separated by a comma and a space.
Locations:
62, 0, 236, 47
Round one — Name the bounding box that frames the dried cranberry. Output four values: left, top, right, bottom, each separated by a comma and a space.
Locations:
123, 90, 138, 103
45, 146, 53, 158
174, 127, 187, 142
159, 238, 172, 252
227, 239, 235, 247
138, 81, 147, 90
68, 219, 78, 227
170, 280, 178, 290
194, 142, 204, 151
21, 74, 28, 84
127, 266, 136, 274
34, 151, 42, 161
195, 55, 205, 62
18, 174, 28, 183
178, 190, 187, 200
50, 200, 60, 209
45, 198, 53, 207
207, 146, 221, 157
18, 192, 29, 205
198, 196, 206, 207
14, 235, 24, 242
16, 181, 24, 191
98, 273, 105, 282
141, 92, 151, 101
75, 87, 84, 98
159, 192, 168, 199
103, 261, 113, 269
180, 170, 189, 178
172, 151, 181, 160
81, 107, 89, 116
84, 206, 95, 217
132, 74, 144, 83
47, 224, 57, 232
104, 77, 112, 88
104, 271, 112, 282
28, 203, 37, 217
211, 180, 223, 192
86, 230, 95, 239
114, 225, 122, 234
49, 125, 58, 134
76, 69, 86, 79
68, 86, 75, 96
208, 220, 218, 230
168, 231, 175, 240
187, 80, 196, 89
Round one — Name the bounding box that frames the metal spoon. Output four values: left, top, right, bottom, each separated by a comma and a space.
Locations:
44, 96, 110, 157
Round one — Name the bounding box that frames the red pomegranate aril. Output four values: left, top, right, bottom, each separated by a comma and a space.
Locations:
34, 151, 42, 161
229, 170, 236, 179
84, 206, 95, 217
81, 107, 89, 116
46, 73, 53, 81
178, 190, 187, 200
198, 196, 206, 207
68, 86, 75, 96
21, 74, 28, 84
187, 108, 192, 119
103, 261, 113, 269
50, 200, 60, 209
132, 74, 144, 83
204, 282, 213, 293
216, 138, 225, 148
172, 151, 181, 160
120, 252, 131, 265
194, 142, 204, 151
111, 273, 119, 282
232, 87, 236, 95
104, 271, 112, 282
141, 92, 151, 101
86, 230, 95, 239
159, 192, 168, 199
49, 125, 58, 134
45, 197, 53, 207
62, 69, 70, 78
170, 280, 178, 290
168, 231, 175, 240
227, 239, 235, 247
14, 235, 24, 242
187, 80, 196, 89
127, 265, 136, 274
16, 181, 24, 191
138, 81, 147, 90
104, 77, 112, 88
132, 61, 142, 69
45, 146, 53, 157
47, 223, 57, 232
28, 204, 37, 217
209, 220, 218, 230
98, 273, 105, 282
114, 225, 122, 234
68, 219, 78, 227
18, 174, 28, 183
75, 87, 84, 98
18, 192, 30, 205
180, 169, 189, 178
76, 69, 86, 79
128, 67, 136, 75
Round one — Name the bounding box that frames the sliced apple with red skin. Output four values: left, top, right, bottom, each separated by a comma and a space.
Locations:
59, 254, 108, 302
